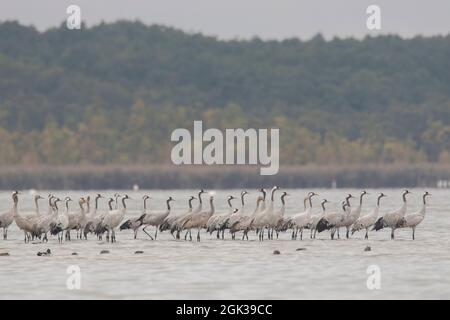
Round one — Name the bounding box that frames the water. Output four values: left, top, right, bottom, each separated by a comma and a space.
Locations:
0, 188, 449, 300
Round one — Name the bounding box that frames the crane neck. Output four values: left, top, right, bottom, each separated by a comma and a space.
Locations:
209, 198, 215, 214
422, 194, 428, 205
377, 195, 383, 207
346, 196, 351, 207
241, 194, 246, 206
281, 194, 286, 205
79, 201, 85, 215
253, 199, 262, 216
195, 192, 203, 212
34, 198, 40, 215
143, 198, 148, 211
95, 196, 100, 211
166, 199, 171, 211
12, 195, 19, 215
271, 188, 277, 202
48, 197, 54, 214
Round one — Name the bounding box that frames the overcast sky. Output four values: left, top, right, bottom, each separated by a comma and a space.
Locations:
1, 0, 449, 39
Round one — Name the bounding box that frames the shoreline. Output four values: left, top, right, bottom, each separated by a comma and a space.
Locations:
1, 164, 449, 190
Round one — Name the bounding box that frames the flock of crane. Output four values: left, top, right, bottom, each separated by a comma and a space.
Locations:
0, 187, 430, 244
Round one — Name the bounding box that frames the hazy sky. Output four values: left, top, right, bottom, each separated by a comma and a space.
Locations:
1, 0, 449, 39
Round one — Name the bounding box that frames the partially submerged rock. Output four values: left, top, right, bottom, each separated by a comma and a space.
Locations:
364, 246, 371, 252
100, 250, 110, 254
273, 250, 281, 255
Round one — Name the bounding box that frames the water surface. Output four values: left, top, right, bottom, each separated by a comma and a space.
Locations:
0, 188, 449, 299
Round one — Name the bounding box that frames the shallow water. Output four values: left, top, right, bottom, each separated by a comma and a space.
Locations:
0, 188, 449, 300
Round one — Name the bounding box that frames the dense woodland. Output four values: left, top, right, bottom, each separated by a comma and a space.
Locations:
1, 20, 450, 168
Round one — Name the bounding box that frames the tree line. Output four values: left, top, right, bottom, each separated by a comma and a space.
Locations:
0, 21, 449, 167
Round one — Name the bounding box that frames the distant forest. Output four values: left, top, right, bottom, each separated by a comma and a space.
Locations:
1, 20, 450, 167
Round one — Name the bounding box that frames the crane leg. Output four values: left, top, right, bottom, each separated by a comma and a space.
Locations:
391, 229, 395, 240
143, 227, 154, 240
365, 229, 369, 240
412, 227, 415, 240
154, 228, 158, 240
346, 227, 350, 239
